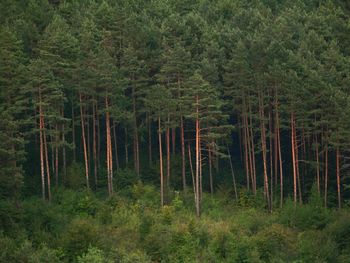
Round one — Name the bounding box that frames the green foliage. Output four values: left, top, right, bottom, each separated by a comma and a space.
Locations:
279, 198, 330, 230
65, 162, 85, 190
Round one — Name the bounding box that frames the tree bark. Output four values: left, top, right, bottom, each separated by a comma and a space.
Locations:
227, 147, 238, 200
336, 146, 341, 209
180, 116, 186, 191
113, 123, 120, 171
39, 95, 45, 200
166, 116, 170, 187
105, 96, 113, 195
79, 93, 89, 189
208, 145, 213, 194
158, 117, 164, 206
92, 100, 98, 188
195, 95, 200, 217
259, 93, 271, 211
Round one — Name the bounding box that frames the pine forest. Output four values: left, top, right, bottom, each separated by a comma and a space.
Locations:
1, 0, 350, 262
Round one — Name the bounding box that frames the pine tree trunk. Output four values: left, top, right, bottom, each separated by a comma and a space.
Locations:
195, 95, 200, 217
39, 97, 45, 200
227, 147, 238, 200
259, 94, 271, 211
92, 101, 98, 188
248, 99, 257, 194
79, 93, 89, 189
180, 116, 186, 191
132, 85, 139, 177
125, 128, 128, 165
275, 104, 283, 208
43, 121, 51, 201
188, 143, 196, 203
324, 143, 328, 207
158, 117, 164, 206
113, 123, 120, 171
55, 124, 59, 187
295, 128, 302, 204
243, 108, 250, 191
315, 133, 320, 194
166, 116, 170, 187
269, 106, 273, 204
61, 108, 66, 184
96, 103, 101, 170
71, 102, 76, 162
105, 96, 113, 195
336, 146, 341, 208
172, 128, 176, 155
208, 145, 213, 195
148, 113, 152, 166
291, 112, 297, 205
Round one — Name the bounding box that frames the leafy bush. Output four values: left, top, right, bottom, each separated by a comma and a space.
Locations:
279, 198, 330, 230
65, 162, 85, 189
297, 230, 338, 262
60, 218, 100, 261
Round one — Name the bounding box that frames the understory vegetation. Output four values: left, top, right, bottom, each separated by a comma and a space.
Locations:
1, 180, 350, 263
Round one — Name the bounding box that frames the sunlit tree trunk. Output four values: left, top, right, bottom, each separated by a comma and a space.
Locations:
158, 117, 164, 206
259, 93, 271, 211
79, 93, 89, 189
180, 116, 186, 191
195, 95, 200, 217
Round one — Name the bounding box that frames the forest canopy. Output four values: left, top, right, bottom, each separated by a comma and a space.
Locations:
1, 0, 350, 262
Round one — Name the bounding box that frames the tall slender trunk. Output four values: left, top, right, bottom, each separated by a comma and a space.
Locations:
158, 117, 164, 206
227, 147, 238, 200
269, 105, 273, 204
113, 123, 120, 171
195, 95, 200, 217
92, 101, 98, 188
248, 99, 257, 194
208, 145, 213, 194
87, 107, 91, 172
295, 128, 302, 204
132, 85, 139, 177
259, 93, 271, 211
180, 116, 186, 191
61, 108, 66, 184
55, 124, 59, 187
39, 97, 45, 200
275, 102, 283, 207
238, 118, 243, 167
96, 103, 100, 170
105, 96, 113, 195
43, 121, 51, 201
148, 113, 152, 166
243, 106, 250, 190
336, 146, 341, 209
166, 116, 170, 187
71, 102, 76, 162
188, 144, 196, 203
172, 128, 176, 155
291, 112, 297, 205
125, 128, 128, 165
315, 133, 320, 193
324, 143, 328, 207
79, 93, 89, 189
